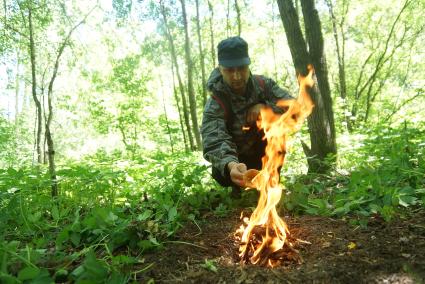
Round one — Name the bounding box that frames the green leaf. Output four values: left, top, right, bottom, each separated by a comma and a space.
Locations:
332, 206, 349, 216
70, 232, 81, 246
56, 229, 69, 248
0, 273, 19, 284
168, 207, 177, 222
368, 203, 381, 214
201, 259, 217, 273
398, 195, 417, 207
28, 212, 42, 223
108, 271, 128, 284
83, 251, 109, 280
70, 265, 84, 279
105, 211, 118, 224
17, 266, 40, 281
52, 206, 60, 221
112, 255, 138, 265
30, 269, 54, 284
399, 186, 415, 196
54, 269, 69, 283
137, 210, 152, 221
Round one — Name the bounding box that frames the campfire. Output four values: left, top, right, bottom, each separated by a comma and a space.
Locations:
235, 65, 315, 267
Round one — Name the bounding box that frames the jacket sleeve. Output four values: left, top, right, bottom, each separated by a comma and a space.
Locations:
201, 97, 239, 178
263, 77, 295, 112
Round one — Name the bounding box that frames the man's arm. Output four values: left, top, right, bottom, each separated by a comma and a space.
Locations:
201, 97, 240, 180
264, 77, 295, 111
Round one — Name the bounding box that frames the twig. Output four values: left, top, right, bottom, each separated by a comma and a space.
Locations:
163, 240, 208, 250
295, 238, 312, 245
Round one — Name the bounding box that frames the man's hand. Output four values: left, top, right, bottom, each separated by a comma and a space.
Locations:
228, 162, 247, 187
246, 103, 265, 125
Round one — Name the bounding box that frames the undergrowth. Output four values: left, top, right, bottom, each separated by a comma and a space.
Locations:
0, 152, 229, 283
0, 123, 424, 282
283, 122, 425, 225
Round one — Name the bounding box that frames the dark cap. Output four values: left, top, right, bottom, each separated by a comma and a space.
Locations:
217, 36, 251, 67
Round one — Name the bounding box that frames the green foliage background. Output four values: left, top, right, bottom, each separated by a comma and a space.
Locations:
0, 0, 424, 282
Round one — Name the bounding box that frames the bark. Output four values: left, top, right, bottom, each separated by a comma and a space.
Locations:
159, 0, 195, 150
208, 0, 216, 68
234, 0, 241, 36
28, 7, 43, 164
277, 0, 337, 173
195, 0, 207, 106
180, 0, 202, 150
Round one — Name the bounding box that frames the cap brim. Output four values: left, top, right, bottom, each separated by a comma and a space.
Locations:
219, 57, 251, 67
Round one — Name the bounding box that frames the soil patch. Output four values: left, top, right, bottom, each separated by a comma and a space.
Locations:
143, 208, 425, 283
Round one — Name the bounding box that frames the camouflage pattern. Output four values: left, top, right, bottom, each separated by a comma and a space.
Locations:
201, 68, 294, 179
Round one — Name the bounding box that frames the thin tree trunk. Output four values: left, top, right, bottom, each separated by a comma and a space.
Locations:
208, 0, 216, 68
277, 0, 337, 173
171, 59, 189, 152
180, 0, 202, 150
45, 7, 93, 197
226, 0, 231, 36
271, 2, 278, 82
301, 0, 337, 155
195, 0, 207, 106
325, 0, 352, 132
15, 49, 20, 127
159, 0, 195, 150
28, 8, 43, 164
159, 76, 174, 153
234, 0, 241, 36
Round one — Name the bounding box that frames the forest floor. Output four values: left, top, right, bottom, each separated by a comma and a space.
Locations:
142, 202, 425, 283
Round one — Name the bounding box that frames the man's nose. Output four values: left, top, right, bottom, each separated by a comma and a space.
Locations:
231, 70, 241, 80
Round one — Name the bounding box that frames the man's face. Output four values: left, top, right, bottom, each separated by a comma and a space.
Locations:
219, 65, 250, 93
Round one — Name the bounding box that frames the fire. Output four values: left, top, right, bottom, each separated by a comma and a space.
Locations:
236, 65, 315, 266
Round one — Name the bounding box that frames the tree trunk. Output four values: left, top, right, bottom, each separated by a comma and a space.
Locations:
180, 0, 202, 150
15, 49, 20, 127
325, 0, 352, 132
226, 0, 231, 36
45, 7, 92, 197
234, 0, 241, 36
271, 2, 278, 81
159, 76, 174, 153
277, 0, 337, 173
28, 8, 43, 164
171, 60, 189, 152
159, 0, 195, 150
195, 0, 207, 106
208, 0, 216, 69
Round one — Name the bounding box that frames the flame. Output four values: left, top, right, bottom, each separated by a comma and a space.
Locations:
237, 65, 315, 266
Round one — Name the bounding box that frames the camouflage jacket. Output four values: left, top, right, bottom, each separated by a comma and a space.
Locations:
201, 68, 294, 178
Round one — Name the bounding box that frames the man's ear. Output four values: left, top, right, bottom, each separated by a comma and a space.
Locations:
218, 65, 223, 75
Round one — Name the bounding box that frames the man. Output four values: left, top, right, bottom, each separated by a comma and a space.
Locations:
201, 36, 294, 196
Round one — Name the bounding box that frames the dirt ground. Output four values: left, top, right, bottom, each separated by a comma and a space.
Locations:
142, 205, 425, 284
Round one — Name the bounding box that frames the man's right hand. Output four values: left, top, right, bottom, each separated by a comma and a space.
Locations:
228, 162, 247, 187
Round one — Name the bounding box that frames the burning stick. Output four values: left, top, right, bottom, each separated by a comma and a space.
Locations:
235, 65, 315, 267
